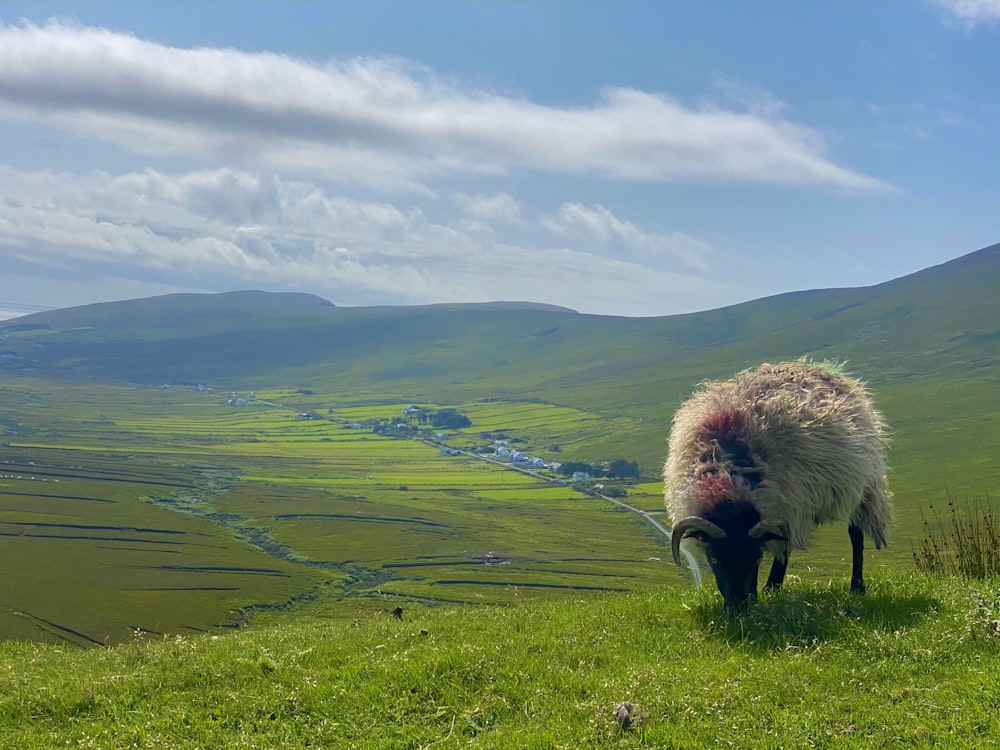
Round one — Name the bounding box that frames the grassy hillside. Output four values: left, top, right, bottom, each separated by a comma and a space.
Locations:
0, 246, 999, 746
3, 243, 998, 411
3, 243, 997, 483
3, 572, 998, 748
0, 242, 998, 644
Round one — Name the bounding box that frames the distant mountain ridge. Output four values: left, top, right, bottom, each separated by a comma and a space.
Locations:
1, 242, 997, 419
22, 289, 333, 322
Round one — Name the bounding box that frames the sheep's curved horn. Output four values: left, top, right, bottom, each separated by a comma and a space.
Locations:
748, 519, 790, 541
671, 516, 726, 566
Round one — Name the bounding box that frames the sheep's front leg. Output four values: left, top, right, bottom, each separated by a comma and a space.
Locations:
848, 523, 866, 594
763, 555, 788, 592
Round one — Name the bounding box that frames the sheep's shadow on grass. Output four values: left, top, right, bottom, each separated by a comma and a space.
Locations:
691, 586, 939, 650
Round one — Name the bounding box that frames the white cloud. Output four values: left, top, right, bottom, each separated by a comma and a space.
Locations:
0, 165, 737, 315
936, 0, 1000, 26
453, 192, 524, 226
709, 76, 790, 119
541, 203, 713, 271
0, 21, 887, 192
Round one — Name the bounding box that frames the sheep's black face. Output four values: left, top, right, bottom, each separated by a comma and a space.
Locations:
690, 499, 766, 611
703, 536, 765, 612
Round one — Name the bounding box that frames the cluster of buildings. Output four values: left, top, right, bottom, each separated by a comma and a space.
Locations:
226, 391, 257, 406
484, 440, 557, 471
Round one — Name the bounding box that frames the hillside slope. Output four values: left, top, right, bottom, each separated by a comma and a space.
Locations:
3, 574, 999, 748
2, 243, 996, 415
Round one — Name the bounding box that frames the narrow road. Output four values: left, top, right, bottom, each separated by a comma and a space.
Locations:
227, 402, 704, 587
596, 494, 703, 588
420, 438, 703, 587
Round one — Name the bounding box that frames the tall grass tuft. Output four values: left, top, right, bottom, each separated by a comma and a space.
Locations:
795, 355, 850, 376
913, 493, 1000, 579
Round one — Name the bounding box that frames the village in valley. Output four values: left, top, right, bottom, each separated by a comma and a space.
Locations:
220, 390, 639, 488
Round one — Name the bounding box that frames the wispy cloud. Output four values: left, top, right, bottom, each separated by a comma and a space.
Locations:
0, 21, 888, 193
0, 166, 736, 315
453, 192, 524, 226
936, 0, 1000, 26
542, 203, 714, 271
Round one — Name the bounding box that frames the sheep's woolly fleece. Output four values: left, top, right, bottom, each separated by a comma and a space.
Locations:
664, 361, 892, 550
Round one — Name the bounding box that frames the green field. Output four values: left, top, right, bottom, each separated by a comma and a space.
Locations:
3, 572, 998, 748
0, 379, 692, 643
1, 248, 999, 648
2, 362, 993, 646
1, 258, 999, 745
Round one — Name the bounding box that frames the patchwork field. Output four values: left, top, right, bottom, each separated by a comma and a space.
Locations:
0, 446, 329, 645
0, 379, 686, 644
2, 348, 995, 645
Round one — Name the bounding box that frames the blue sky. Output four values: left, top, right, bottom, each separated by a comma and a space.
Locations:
0, 1, 997, 318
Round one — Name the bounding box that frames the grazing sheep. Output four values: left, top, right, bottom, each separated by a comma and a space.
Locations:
664, 361, 892, 610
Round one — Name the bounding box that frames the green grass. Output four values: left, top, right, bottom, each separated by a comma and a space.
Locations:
2, 572, 998, 748
1, 266, 1000, 742
0, 444, 327, 645
0, 379, 689, 639
2, 366, 996, 641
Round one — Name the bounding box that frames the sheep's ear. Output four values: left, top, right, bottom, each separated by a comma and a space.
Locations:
750, 520, 790, 564
762, 536, 790, 564
755, 530, 788, 543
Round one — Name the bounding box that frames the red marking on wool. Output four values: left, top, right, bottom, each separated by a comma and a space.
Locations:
696, 472, 735, 506
701, 407, 746, 441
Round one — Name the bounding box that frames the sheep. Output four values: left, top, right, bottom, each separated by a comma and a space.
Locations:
664, 361, 892, 610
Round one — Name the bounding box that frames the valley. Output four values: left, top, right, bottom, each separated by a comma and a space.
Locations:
1, 242, 999, 644
0, 380, 683, 644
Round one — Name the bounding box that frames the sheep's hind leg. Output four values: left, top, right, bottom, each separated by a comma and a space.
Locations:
848, 523, 866, 594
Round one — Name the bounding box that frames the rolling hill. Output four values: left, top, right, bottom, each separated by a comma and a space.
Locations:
2, 241, 998, 492
0, 242, 998, 646
1, 242, 997, 407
